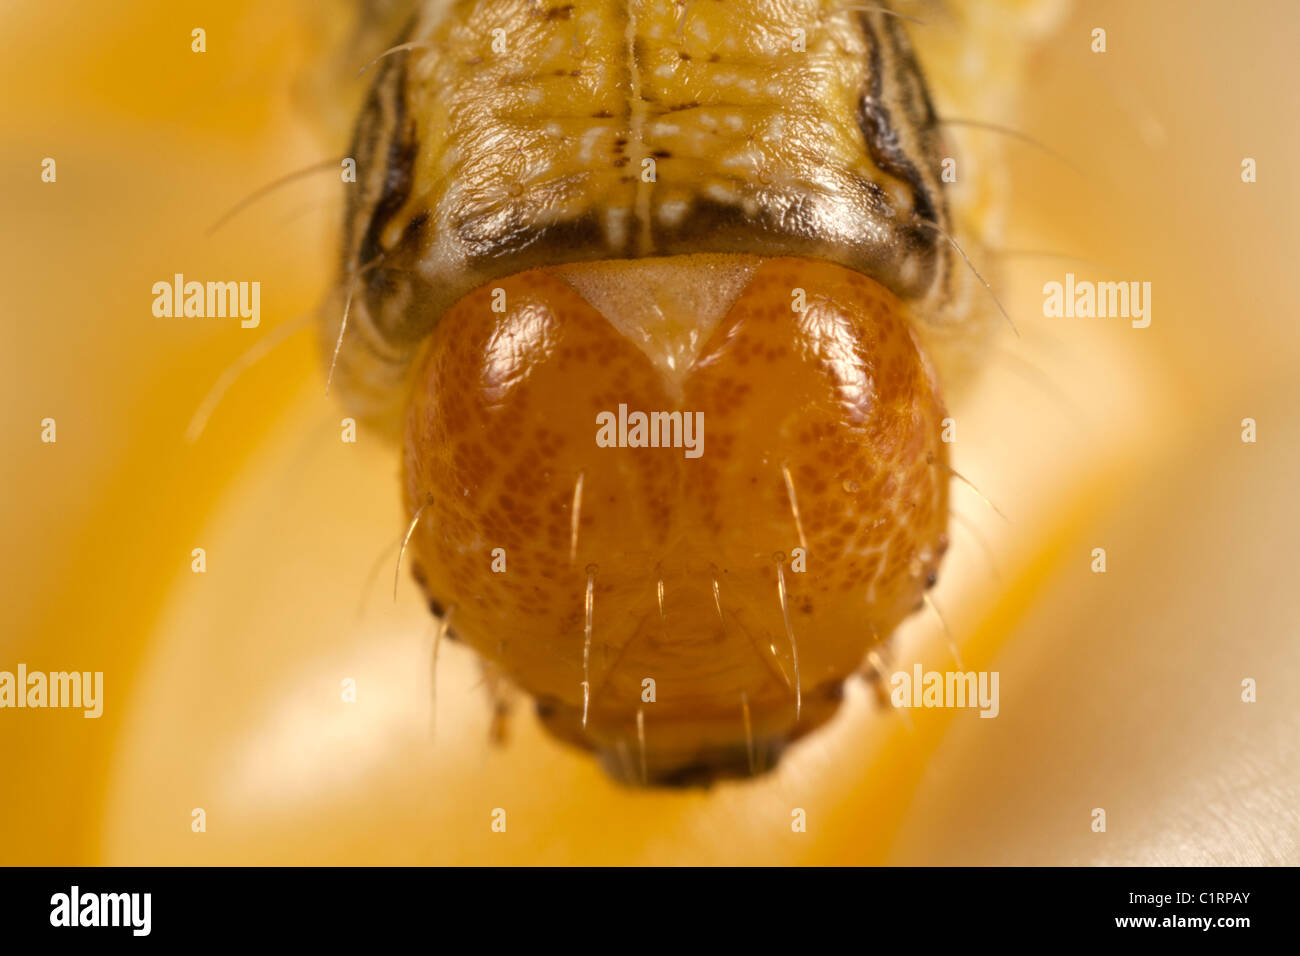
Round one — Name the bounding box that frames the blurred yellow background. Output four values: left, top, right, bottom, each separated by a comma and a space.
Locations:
3, 0, 1297, 864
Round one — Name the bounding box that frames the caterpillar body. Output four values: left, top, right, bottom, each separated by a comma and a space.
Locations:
320, 0, 1046, 784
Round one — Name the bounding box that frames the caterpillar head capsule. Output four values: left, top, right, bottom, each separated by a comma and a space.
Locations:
402, 254, 949, 784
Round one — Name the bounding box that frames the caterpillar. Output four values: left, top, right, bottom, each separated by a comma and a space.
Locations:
317, 0, 1058, 784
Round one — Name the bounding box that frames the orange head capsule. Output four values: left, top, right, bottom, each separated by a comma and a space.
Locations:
401, 254, 949, 783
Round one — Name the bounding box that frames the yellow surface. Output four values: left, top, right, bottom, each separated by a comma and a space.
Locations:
2, 0, 1297, 864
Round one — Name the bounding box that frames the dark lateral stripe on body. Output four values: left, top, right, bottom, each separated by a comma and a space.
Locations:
354, 57, 416, 276
345, 50, 428, 358
855, 11, 946, 290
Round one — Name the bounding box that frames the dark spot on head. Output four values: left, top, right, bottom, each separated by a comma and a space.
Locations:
925, 570, 938, 589
651, 149, 672, 159
427, 597, 444, 617
817, 680, 846, 705
545, 4, 574, 20
591, 109, 613, 118
402, 210, 429, 244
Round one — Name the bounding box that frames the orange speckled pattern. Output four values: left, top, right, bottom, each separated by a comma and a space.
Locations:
403, 256, 949, 783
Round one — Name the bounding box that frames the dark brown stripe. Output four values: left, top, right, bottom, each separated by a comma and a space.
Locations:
855, 12, 943, 258
353, 58, 416, 273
